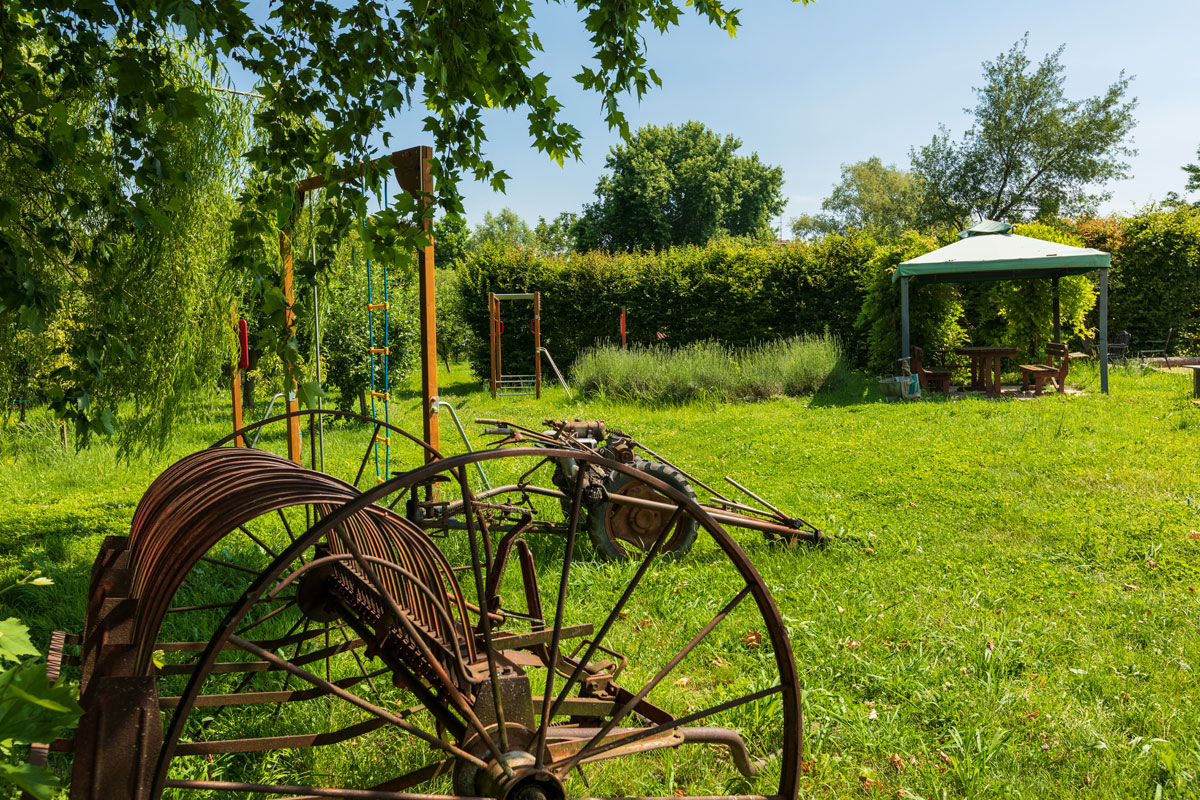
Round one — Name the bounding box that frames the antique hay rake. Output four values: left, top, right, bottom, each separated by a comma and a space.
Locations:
37, 409, 822, 800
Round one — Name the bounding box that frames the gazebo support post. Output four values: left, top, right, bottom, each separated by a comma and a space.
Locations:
1052, 275, 1061, 343
900, 276, 911, 363
1099, 267, 1109, 394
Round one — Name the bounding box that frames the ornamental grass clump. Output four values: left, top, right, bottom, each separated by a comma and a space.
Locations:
569, 334, 845, 404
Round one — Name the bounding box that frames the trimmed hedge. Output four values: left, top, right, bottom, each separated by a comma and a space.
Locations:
1078, 206, 1200, 354
456, 235, 877, 378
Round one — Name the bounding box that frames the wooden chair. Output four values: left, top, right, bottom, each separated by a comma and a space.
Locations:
1020, 343, 1070, 395
911, 346, 952, 394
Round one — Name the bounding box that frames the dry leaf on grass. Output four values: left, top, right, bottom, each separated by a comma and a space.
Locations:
868, 708, 879, 720
888, 753, 905, 772
674, 677, 690, 688
1123, 583, 1141, 591
710, 656, 730, 668
846, 639, 861, 649
741, 630, 762, 648
1188, 530, 1200, 540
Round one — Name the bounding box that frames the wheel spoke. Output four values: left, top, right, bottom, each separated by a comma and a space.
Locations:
457, 468, 511, 757
556, 584, 752, 774
228, 634, 487, 769
546, 504, 685, 723
534, 467, 586, 768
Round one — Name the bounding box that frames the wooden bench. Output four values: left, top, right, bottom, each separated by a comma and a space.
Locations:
911, 346, 952, 394
1020, 343, 1070, 396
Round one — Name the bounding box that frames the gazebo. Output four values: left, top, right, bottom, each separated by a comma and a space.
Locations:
895, 220, 1113, 393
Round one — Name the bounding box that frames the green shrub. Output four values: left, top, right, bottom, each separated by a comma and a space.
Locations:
856, 231, 966, 374
569, 334, 845, 404
456, 236, 873, 378
1082, 205, 1200, 354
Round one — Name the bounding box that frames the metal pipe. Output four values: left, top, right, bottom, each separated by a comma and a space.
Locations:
537, 347, 572, 398
431, 400, 491, 489
250, 393, 287, 447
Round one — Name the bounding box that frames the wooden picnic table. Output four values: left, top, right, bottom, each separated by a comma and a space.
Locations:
953, 346, 1020, 397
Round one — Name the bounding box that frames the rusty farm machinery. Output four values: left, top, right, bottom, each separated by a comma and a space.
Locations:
38, 408, 824, 800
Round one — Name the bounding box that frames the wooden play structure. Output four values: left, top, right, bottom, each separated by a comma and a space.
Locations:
488, 291, 542, 398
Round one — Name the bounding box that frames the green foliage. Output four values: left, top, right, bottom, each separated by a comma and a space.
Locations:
1, 34, 250, 451
1184, 143, 1200, 196
575, 122, 785, 251
3, 0, 796, 447
570, 335, 847, 404
0, 573, 82, 800
534, 212, 580, 255
911, 34, 1137, 229
433, 267, 476, 370
317, 226, 419, 414
992, 223, 1097, 359
794, 157, 925, 240
432, 216, 471, 268
457, 235, 874, 378
1098, 205, 1200, 353
471, 208, 534, 250
857, 231, 966, 374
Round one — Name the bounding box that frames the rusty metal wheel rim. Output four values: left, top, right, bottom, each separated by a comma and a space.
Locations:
109, 447, 802, 799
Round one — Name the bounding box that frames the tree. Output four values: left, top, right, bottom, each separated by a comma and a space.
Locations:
1184, 144, 1200, 195
534, 212, 580, 255
911, 35, 1137, 230
433, 216, 471, 267
575, 121, 786, 251
471, 208, 534, 249
2, 0, 809, 446
792, 157, 924, 239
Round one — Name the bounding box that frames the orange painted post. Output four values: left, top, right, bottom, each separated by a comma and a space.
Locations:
280, 194, 303, 464
230, 304, 245, 447
392, 146, 439, 460
534, 291, 542, 399
488, 292, 498, 398
620, 306, 627, 349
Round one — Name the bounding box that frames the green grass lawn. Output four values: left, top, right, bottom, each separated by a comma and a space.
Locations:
2, 360, 1199, 798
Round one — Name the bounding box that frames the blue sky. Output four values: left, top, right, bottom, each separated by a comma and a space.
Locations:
231, 1, 1200, 235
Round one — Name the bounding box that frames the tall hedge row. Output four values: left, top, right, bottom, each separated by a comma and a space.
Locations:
455, 235, 878, 378
453, 204, 1200, 381
1077, 206, 1200, 353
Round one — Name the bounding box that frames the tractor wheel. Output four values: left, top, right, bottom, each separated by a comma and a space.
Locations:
588, 460, 699, 562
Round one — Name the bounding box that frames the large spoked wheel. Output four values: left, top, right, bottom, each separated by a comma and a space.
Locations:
146, 447, 801, 800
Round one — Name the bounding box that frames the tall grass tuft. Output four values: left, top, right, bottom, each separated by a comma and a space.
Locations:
569, 334, 847, 404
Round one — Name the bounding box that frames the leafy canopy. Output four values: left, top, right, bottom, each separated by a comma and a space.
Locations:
792, 157, 924, 240
1, 0, 809, 444
911, 34, 1137, 230
575, 121, 786, 251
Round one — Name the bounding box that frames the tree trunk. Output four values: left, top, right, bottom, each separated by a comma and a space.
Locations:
358, 388, 368, 417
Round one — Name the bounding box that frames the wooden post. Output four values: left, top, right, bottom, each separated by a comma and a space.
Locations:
392, 146, 438, 460
1052, 275, 1061, 344
533, 292, 542, 399
230, 304, 244, 448
488, 292, 498, 398
620, 306, 627, 349
280, 191, 307, 464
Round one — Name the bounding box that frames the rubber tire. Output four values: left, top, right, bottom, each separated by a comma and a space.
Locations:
587, 459, 699, 562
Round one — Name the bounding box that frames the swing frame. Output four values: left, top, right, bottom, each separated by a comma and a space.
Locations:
488, 291, 541, 399
230, 146, 439, 465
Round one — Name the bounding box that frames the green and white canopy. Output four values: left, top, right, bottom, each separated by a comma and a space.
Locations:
894, 221, 1110, 283
893, 220, 1114, 393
